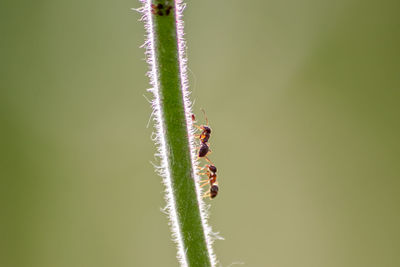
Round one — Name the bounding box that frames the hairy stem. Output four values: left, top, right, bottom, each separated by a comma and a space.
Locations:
138, 1, 217, 266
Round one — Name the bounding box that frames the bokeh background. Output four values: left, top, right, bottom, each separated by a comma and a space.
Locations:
1, 0, 399, 266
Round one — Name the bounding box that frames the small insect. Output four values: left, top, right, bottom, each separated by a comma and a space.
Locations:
199, 164, 217, 186
192, 109, 211, 144
192, 109, 213, 158
193, 109, 219, 199
165, 5, 173, 15
151, 3, 164, 16
151, 2, 173, 16
199, 162, 219, 199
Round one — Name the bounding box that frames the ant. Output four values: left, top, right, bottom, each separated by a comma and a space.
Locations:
192, 108, 211, 144
198, 159, 219, 199
192, 109, 212, 158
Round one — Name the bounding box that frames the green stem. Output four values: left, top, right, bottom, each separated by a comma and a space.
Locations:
138, 1, 216, 266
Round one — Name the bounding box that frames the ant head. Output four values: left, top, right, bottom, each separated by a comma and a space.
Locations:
210, 184, 219, 199
208, 165, 217, 173
203, 126, 211, 134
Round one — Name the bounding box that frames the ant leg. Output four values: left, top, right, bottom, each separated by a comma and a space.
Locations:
200, 182, 210, 188
198, 164, 213, 171
186, 133, 201, 139
192, 124, 203, 131
205, 157, 213, 165
202, 191, 211, 198
197, 155, 208, 160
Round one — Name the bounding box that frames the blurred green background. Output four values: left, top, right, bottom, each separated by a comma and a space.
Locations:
1, 0, 399, 266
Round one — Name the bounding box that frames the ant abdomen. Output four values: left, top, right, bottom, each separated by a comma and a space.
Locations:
198, 143, 209, 157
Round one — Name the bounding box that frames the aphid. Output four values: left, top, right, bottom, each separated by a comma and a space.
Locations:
165, 5, 173, 16
151, 3, 164, 16
151, 4, 157, 14
151, 3, 173, 16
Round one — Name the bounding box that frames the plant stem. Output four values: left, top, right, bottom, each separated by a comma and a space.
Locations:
138, 1, 217, 266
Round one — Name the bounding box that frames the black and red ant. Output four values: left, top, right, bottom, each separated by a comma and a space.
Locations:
192, 108, 211, 143
192, 109, 212, 158
198, 161, 219, 199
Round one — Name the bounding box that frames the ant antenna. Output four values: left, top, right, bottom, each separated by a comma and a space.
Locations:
188, 67, 197, 94
200, 108, 209, 126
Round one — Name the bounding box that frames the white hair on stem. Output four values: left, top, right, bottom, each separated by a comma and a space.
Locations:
136, 1, 221, 266
136, 1, 186, 266
174, 1, 222, 267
